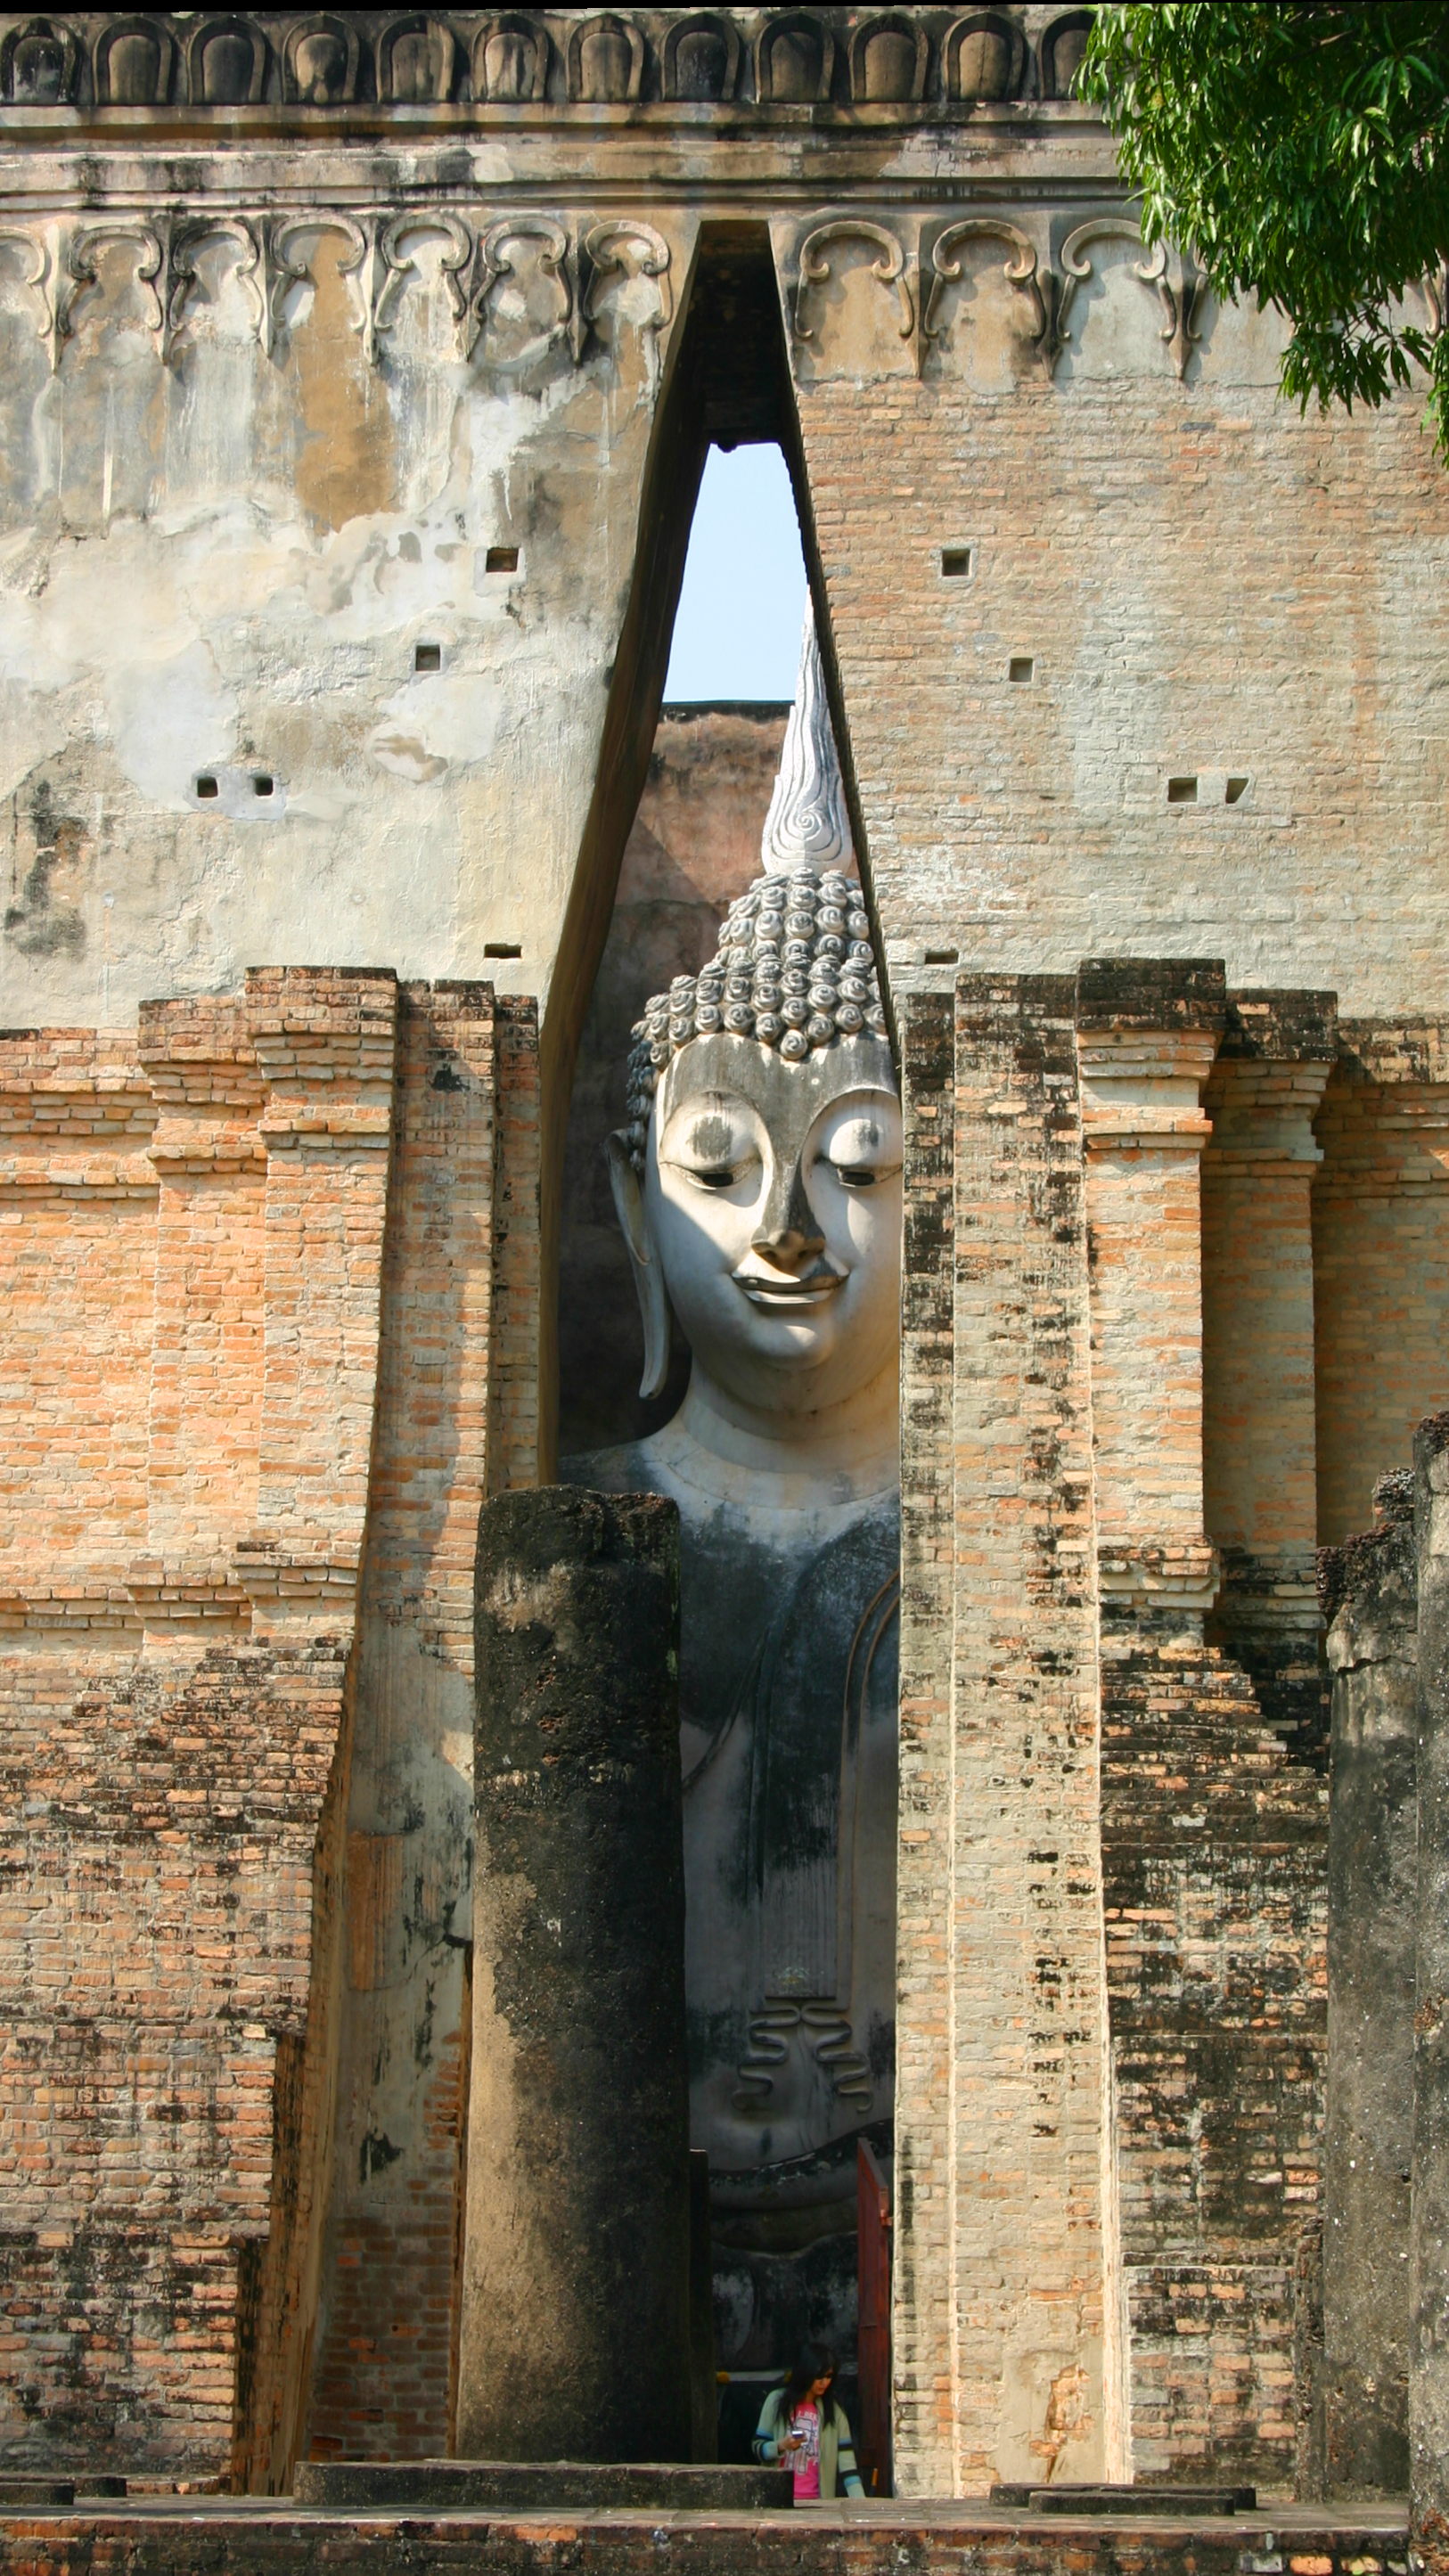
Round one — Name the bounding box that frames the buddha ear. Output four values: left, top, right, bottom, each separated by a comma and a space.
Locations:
606, 1131, 670, 1402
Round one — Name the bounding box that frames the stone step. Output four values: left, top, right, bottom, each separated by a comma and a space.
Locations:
292, 2462, 794, 2512
990, 2484, 1257, 2516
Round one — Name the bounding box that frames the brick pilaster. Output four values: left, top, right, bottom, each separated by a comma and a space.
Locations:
1201, 991, 1336, 1759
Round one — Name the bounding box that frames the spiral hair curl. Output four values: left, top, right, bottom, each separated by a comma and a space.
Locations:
622, 866, 887, 1173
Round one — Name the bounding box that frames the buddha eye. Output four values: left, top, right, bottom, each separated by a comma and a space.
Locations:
835, 1165, 878, 1189
692, 1165, 738, 1190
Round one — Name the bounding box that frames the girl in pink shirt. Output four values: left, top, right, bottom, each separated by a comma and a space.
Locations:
753, 2343, 864, 2502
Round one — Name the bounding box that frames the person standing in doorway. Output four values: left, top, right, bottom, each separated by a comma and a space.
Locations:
752, 2343, 864, 2501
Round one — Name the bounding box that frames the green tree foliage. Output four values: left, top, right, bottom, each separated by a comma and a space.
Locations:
1079, 4, 1449, 453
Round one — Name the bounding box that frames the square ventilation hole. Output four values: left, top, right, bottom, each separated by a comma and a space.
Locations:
940, 545, 973, 578
485, 546, 520, 574
924, 946, 959, 967
1225, 774, 1250, 805
252, 774, 274, 798
1167, 775, 1199, 805
484, 941, 522, 960
1008, 656, 1034, 683
194, 774, 218, 799
414, 642, 442, 673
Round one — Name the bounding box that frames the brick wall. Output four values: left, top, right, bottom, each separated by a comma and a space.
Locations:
788, 235, 1449, 1022
896, 967, 1330, 2494
1202, 995, 1337, 1760
1314, 1023, 1449, 1545
0, 968, 536, 2485
308, 984, 541, 2466
896, 973, 1116, 2497
1101, 1632, 1326, 2489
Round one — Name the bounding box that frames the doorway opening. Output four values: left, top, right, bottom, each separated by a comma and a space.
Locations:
552, 225, 896, 2478
556, 438, 807, 1460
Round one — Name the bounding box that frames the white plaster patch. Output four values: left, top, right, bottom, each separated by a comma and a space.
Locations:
367, 670, 505, 780
106, 644, 240, 807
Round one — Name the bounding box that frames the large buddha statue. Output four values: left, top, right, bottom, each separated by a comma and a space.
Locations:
566, 609, 900, 2367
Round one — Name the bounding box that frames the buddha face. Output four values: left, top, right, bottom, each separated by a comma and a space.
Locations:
614, 1031, 902, 1421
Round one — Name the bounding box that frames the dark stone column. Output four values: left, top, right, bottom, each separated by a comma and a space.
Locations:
458, 1486, 691, 2464
1321, 1476, 1417, 2496
1413, 1414, 1449, 2562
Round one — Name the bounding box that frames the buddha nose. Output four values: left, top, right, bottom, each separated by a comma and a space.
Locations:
752, 1158, 825, 1267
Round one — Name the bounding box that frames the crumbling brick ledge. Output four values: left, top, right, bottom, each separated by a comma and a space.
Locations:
0, 2500, 1411, 2576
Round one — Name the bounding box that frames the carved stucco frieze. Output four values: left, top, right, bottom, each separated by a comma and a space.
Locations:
163, 215, 266, 363
792, 217, 915, 368
923, 215, 1050, 372
660, 12, 740, 104
0, 225, 57, 369
0, 208, 674, 381
583, 217, 673, 390
368, 212, 473, 364
0, 7, 1083, 111
782, 208, 1218, 386
1056, 217, 1204, 380
473, 215, 572, 364
60, 219, 166, 354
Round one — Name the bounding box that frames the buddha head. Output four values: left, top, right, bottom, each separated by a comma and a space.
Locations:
608, 610, 902, 1434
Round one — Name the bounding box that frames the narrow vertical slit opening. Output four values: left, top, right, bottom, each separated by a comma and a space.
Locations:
552, 224, 899, 2438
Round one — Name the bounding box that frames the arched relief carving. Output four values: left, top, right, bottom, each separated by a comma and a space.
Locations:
264, 214, 368, 360
471, 13, 549, 103
0, 209, 673, 388
1, 16, 78, 104
662, 13, 739, 104
924, 217, 1048, 382
472, 216, 572, 367
1041, 9, 1094, 100
569, 13, 645, 104
792, 219, 916, 378
282, 18, 360, 107
0, 228, 59, 370
1057, 217, 1201, 379
378, 15, 456, 104
583, 218, 672, 391
161, 217, 266, 363
95, 18, 176, 107
944, 11, 1025, 102
757, 13, 834, 105
187, 17, 269, 107
367, 214, 474, 364
58, 222, 166, 356
849, 16, 929, 104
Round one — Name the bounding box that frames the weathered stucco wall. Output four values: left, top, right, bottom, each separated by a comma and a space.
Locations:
0, 174, 692, 1036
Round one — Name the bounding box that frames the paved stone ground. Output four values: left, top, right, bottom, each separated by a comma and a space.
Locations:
0, 2496, 1412, 2576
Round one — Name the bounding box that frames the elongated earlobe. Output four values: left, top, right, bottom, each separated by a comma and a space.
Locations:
606, 1132, 670, 1401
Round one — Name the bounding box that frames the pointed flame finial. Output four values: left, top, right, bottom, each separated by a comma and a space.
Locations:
759, 595, 855, 877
